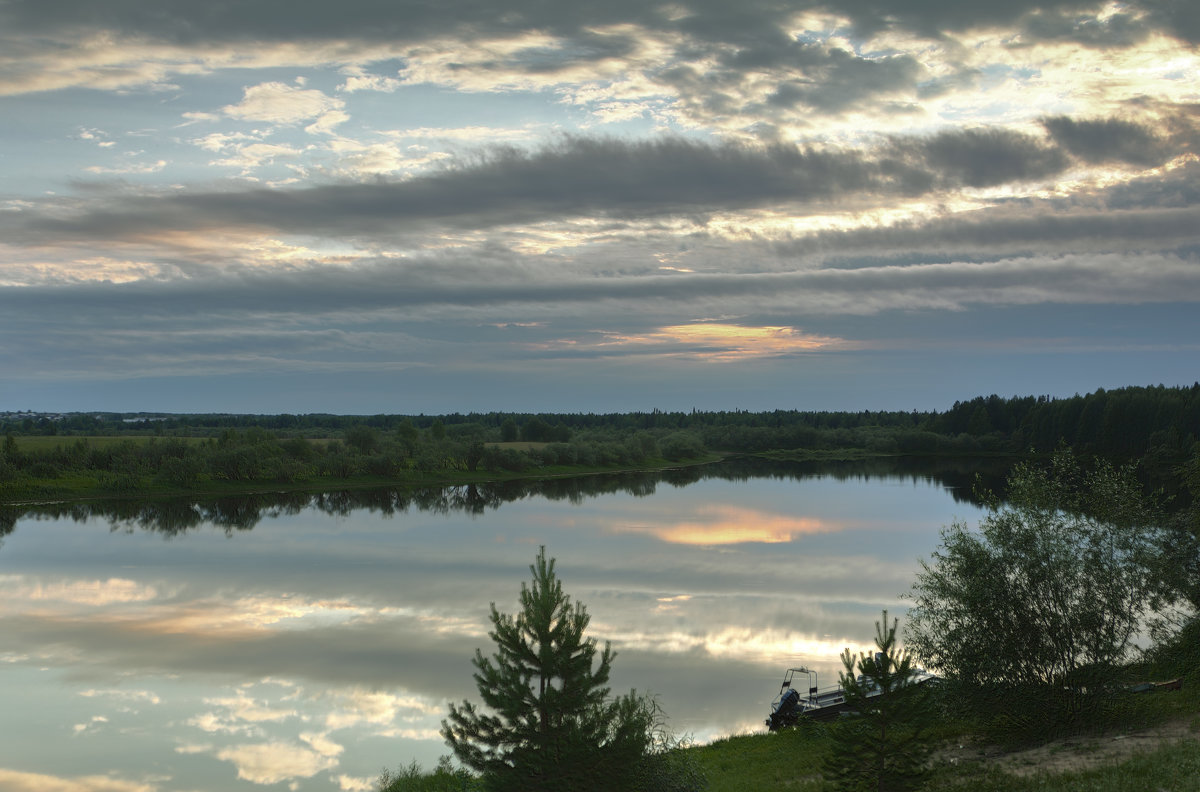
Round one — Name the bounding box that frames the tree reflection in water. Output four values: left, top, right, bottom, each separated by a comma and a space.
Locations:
1, 457, 1011, 541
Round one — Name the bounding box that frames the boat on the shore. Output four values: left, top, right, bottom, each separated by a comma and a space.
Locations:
766, 664, 939, 730
1129, 678, 1183, 694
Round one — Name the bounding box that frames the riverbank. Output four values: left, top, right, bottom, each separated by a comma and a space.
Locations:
690, 649, 1200, 792
0, 450, 728, 506
692, 714, 1200, 792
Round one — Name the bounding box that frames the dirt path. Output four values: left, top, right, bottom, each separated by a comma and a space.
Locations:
940, 717, 1199, 777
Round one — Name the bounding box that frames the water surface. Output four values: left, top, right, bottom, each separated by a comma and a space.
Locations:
0, 458, 999, 791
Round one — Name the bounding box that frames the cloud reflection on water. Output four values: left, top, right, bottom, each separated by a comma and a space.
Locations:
0, 459, 995, 790
612, 504, 839, 545
0, 575, 161, 606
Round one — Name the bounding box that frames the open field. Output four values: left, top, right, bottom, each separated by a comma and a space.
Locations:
486, 441, 551, 451
9, 435, 209, 451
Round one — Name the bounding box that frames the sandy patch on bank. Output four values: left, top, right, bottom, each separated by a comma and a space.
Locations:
939, 716, 1199, 777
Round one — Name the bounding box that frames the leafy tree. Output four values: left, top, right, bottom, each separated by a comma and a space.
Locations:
824, 611, 935, 792
441, 547, 661, 792
520, 417, 549, 443
396, 420, 419, 451
345, 424, 380, 454
1164, 451, 1200, 612
906, 450, 1170, 727
465, 439, 485, 472
659, 431, 704, 461
281, 436, 316, 461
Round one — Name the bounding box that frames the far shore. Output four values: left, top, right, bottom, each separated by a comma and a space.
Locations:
0, 451, 737, 508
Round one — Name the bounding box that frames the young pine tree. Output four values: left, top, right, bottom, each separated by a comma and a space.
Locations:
824, 610, 935, 792
441, 547, 653, 792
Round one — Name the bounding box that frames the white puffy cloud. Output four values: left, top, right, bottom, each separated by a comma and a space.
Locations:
209, 142, 308, 173
202, 689, 299, 725
84, 160, 168, 175
324, 688, 440, 731
222, 82, 346, 126
79, 689, 162, 705
339, 68, 403, 93
300, 731, 344, 758
72, 716, 109, 734
214, 740, 340, 785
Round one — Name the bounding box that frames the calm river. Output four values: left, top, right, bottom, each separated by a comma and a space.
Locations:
0, 458, 1004, 792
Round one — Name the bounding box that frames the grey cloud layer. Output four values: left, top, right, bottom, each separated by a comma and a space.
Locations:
1, 111, 1193, 393
26, 138, 892, 239
2, 252, 1195, 363
12, 121, 1188, 244
0, 0, 1193, 120
0, 0, 1195, 411
3, 0, 1192, 48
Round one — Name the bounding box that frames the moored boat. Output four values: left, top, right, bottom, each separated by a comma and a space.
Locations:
766, 663, 938, 730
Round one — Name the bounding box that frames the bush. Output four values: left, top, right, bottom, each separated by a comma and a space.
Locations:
156, 456, 202, 487
907, 450, 1170, 729
98, 472, 144, 493
364, 454, 400, 477
1141, 616, 1200, 681
265, 457, 312, 483
378, 757, 478, 792
281, 437, 316, 461
659, 432, 704, 461
481, 447, 528, 473
27, 461, 63, 478
320, 451, 361, 478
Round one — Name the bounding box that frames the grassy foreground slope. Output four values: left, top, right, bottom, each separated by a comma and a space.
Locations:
382, 703, 1200, 792
692, 730, 1200, 792
692, 688, 1200, 792
693, 578, 1199, 792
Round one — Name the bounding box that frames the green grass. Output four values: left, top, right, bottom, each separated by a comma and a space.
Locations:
690, 728, 1200, 792
689, 682, 1200, 792
689, 724, 832, 792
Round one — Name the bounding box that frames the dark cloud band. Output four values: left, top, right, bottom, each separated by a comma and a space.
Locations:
9, 121, 1187, 245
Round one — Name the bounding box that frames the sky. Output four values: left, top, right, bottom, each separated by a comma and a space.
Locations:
1, 0, 1198, 415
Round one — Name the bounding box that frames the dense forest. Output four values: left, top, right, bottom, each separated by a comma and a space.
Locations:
1, 384, 1197, 502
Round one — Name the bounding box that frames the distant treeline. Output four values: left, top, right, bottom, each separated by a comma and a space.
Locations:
1, 384, 1197, 500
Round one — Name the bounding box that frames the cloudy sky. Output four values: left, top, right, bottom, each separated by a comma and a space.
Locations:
2, 0, 1198, 414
